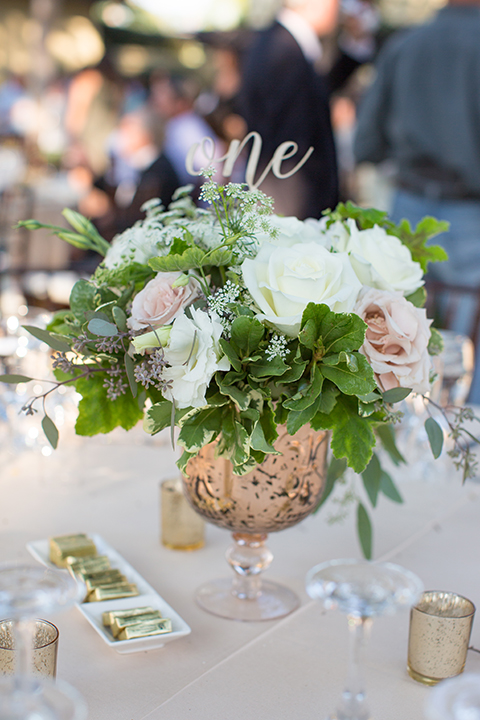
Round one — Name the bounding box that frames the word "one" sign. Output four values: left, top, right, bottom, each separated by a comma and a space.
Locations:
185, 131, 314, 190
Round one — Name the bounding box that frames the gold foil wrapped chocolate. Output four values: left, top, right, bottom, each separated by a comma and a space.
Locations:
49, 534, 97, 567
102, 606, 156, 627
84, 570, 126, 592
117, 618, 172, 640
67, 556, 111, 576
87, 583, 139, 602
111, 611, 163, 638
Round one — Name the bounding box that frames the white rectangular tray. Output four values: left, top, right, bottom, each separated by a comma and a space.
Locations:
27, 534, 191, 654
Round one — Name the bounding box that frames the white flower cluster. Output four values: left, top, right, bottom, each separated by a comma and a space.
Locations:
265, 334, 289, 361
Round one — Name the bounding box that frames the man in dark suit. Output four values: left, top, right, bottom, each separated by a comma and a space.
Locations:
239, 0, 364, 219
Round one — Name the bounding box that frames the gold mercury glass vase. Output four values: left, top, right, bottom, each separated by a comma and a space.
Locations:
183, 426, 329, 621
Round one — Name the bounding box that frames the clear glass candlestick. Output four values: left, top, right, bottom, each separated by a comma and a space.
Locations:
306, 559, 423, 720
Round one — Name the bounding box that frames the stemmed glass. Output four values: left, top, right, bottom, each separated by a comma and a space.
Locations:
425, 674, 480, 720
306, 559, 423, 720
0, 563, 87, 719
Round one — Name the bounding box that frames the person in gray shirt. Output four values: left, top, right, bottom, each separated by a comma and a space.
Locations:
354, 0, 480, 402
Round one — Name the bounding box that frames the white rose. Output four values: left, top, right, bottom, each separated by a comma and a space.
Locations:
241, 241, 362, 337
162, 309, 230, 409
354, 288, 432, 394
305, 217, 350, 252
346, 223, 424, 296
104, 225, 163, 269
254, 215, 326, 249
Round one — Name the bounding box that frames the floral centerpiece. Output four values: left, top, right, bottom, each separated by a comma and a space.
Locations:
6, 173, 478, 556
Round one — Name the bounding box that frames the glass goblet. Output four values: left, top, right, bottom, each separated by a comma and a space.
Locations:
425, 673, 480, 720
0, 563, 86, 720
306, 559, 423, 720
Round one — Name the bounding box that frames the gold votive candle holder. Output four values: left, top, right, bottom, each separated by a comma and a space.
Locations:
407, 591, 475, 685
160, 478, 205, 551
0, 619, 59, 678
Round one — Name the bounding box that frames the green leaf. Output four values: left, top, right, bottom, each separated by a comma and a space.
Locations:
75, 375, 143, 435
406, 286, 427, 308
22, 325, 71, 353
149, 246, 206, 272
298, 318, 319, 350
178, 407, 223, 452
428, 327, 444, 357
314, 456, 347, 512
88, 318, 118, 337
329, 396, 376, 473
379, 471, 403, 503
321, 354, 376, 396
204, 247, 233, 267
216, 412, 250, 467
361, 454, 381, 508
382, 387, 412, 404
112, 306, 128, 332
394, 216, 449, 272
249, 354, 289, 378
357, 502, 373, 559
278, 354, 308, 384
144, 401, 173, 434
250, 420, 276, 454
284, 365, 324, 411
219, 339, 242, 372
218, 382, 250, 411
70, 279, 96, 320
425, 417, 444, 459
230, 317, 264, 356
177, 450, 197, 476
375, 424, 405, 466
124, 352, 137, 398
0, 374, 33, 383
286, 393, 323, 435
332, 201, 391, 229
42, 415, 59, 449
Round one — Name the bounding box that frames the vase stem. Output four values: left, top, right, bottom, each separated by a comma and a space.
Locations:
226, 533, 273, 600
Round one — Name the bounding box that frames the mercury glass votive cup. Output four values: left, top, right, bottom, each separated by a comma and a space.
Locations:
0, 619, 58, 678
161, 478, 205, 551
407, 591, 475, 685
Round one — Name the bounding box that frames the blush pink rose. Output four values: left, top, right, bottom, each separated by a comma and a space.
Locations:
354, 288, 433, 394
127, 272, 201, 331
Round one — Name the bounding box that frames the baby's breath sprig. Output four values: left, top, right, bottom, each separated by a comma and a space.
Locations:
265, 334, 289, 361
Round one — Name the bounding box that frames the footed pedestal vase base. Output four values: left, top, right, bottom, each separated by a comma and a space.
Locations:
195, 578, 299, 622
195, 532, 299, 621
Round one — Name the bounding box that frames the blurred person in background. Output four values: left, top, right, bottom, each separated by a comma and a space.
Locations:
150, 72, 220, 193
354, 0, 480, 402
238, 0, 377, 219
78, 107, 179, 240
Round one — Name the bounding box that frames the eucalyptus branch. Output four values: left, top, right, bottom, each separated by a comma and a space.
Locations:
20, 365, 109, 416
422, 395, 480, 481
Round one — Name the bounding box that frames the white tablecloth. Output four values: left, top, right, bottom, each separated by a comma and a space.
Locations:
1, 429, 480, 720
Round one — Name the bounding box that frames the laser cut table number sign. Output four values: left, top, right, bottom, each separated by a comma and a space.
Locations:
185, 131, 314, 190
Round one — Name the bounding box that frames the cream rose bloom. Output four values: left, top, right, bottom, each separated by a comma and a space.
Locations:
127, 272, 201, 331
162, 309, 230, 409
345, 222, 424, 296
253, 215, 325, 249
355, 288, 432, 394
241, 241, 362, 336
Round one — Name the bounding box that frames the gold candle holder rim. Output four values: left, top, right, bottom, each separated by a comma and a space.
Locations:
413, 591, 476, 619
0, 618, 59, 651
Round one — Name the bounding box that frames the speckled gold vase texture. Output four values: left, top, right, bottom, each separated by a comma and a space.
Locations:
407, 591, 475, 685
0, 619, 58, 678
183, 427, 329, 534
